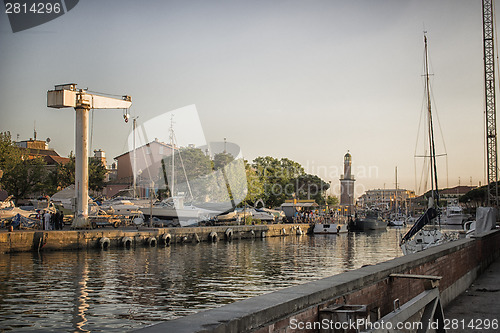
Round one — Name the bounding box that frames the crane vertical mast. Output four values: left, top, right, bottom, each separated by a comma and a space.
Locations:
483, 0, 499, 207
47, 84, 132, 228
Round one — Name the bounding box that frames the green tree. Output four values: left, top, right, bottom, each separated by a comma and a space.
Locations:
0, 132, 23, 179
242, 160, 264, 206
326, 195, 339, 206
0, 132, 51, 203
56, 152, 75, 189
53, 153, 108, 193
158, 147, 213, 200
2, 157, 48, 204
89, 158, 108, 192
251, 156, 328, 207
213, 152, 235, 170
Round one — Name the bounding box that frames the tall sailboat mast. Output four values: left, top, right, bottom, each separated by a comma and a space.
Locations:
424, 33, 439, 204
169, 116, 175, 197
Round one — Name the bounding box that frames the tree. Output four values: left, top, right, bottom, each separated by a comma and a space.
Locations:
0, 132, 23, 179
1, 156, 48, 204
242, 160, 264, 206
213, 152, 235, 170
53, 153, 108, 194
251, 156, 329, 207
0, 132, 51, 203
326, 195, 339, 206
89, 158, 108, 192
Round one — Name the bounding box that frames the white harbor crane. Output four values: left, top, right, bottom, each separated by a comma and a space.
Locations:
47, 84, 132, 228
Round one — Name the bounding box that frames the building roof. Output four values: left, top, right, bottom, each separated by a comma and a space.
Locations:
44, 155, 71, 165
18, 147, 70, 165
114, 139, 176, 160
439, 185, 475, 195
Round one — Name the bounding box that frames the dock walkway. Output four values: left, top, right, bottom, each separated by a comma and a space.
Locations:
444, 257, 500, 332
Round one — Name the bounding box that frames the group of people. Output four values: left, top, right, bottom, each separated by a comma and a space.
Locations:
42, 210, 64, 230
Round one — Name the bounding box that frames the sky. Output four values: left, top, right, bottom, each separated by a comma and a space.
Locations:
0, 0, 491, 199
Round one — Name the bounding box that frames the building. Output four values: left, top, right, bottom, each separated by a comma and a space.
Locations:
339, 151, 355, 214
357, 188, 416, 210
439, 185, 476, 200
107, 138, 177, 197
15, 138, 70, 168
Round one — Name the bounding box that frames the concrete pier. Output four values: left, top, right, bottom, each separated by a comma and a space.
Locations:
133, 230, 500, 333
0, 223, 310, 254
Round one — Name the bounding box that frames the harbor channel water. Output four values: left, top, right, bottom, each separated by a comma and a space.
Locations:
0, 227, 408, 332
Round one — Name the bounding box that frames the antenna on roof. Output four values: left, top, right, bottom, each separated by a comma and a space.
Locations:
34, 121, 37, 140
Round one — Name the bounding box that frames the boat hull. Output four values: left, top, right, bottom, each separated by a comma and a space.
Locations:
440, 214, 464, 225
313, 223, 348, 234
348, 218, 386, 231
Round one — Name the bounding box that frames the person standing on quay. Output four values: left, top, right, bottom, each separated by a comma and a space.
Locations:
59, 211, 64, 230
43, 211, 51, 230
54, 211, 60, 230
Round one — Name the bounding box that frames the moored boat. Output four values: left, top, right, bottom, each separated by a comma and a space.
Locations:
313, 222, 348, 234
348, 210, 386, 231
440, 199, 465, 225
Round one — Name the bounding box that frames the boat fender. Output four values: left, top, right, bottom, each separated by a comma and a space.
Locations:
225, 228, 233, 241
296, 228, 302, 235
162, 233, 171, 246
250, 230, 255, 237
261, 231, 266, 238
209, 231, 218, 243
146, 236, 157, 247
193, 233, 200, 243
181, 236, 188, 243
121, 236, 132, 248
99, 237, 110, 250
337, 225, 341, 233
281, 228, 286, 235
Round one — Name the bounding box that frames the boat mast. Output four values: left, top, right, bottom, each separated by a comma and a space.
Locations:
132, 117, 137, 198
395, 166, 398, 214
424, 33, 439, 205
170, 116, 175, 197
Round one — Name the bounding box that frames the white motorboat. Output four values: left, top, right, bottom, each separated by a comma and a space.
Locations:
388, 213, 406, 227
141, 196, 219, 226
440, 199, 465, 225
100, 199, 144, 216
313, 222, 348, 234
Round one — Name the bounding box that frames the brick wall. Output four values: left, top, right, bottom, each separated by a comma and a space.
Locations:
137, 230, 500, 333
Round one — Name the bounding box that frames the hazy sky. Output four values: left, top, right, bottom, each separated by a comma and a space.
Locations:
0, 0, 490, 198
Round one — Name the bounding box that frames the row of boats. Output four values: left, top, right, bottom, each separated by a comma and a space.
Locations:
313, 199, 466, 235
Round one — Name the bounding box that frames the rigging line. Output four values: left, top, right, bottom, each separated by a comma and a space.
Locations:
85, 90, 125, 98
415, 154, 447, 158
90, 108, 94, 152
429, 84, 448, 156
172, 130, 194, 201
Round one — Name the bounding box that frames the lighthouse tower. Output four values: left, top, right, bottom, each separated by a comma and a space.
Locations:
340, 151, 355, 213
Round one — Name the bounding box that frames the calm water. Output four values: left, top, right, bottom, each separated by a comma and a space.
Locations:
0, 228, 405, 332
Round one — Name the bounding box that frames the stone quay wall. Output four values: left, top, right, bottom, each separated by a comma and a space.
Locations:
134, 230, 500, 333
0, 223, 310, 254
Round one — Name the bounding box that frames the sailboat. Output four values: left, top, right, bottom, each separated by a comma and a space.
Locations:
400, 33, 446, 255
388, 166, 406, 227
139, 118, 219, 226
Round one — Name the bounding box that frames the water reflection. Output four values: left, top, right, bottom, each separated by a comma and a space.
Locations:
0, 228, 404, 332
73, 253, 90, 332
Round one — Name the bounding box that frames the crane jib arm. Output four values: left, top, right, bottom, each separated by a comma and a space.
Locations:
47, 87, 131, 109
